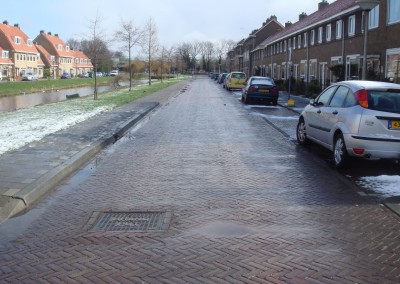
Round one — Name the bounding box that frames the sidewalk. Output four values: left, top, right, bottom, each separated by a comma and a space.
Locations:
277, 91, 310, 113
0, 81, 189, 223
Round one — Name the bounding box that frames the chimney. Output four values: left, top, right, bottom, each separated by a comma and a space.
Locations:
40, 30, 44, 34
318, 0, 329, 10
285, 21, 293, 28
269, 15, 277, 21
55, 34, 58, 37
48, 32, 52, 35
14, 23, 19, 29
299, 12, 307, 21
3, 20, 8, 25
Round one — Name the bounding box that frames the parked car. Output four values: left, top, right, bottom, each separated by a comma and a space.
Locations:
61, 73, 71, 79
22, 72, 38, 81
241, 76, 279, 105
110, 70, 119, 76
95, 72, 103, 77
0, 72, 2, 81
296, 80, 400, 168
226, 72, 246, 91
222, 73, 231, 89
217, 73, 228, 84
79, 72, 89, 78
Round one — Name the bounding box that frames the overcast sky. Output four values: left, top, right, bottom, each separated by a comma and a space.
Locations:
3, 0, 324, 52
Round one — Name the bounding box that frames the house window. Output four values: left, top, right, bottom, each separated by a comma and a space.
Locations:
386, 48, 400, 83
288, 38, 291, 49
388, 0, 400, 24
2, 51, 8, 58
318, 27, 323, 43
326, 24, 331, 42
309, 59, 317, 81
57, 44, 62, 51
348, 15, 355, 36
303, 32, 308, 47
66, 46, 70, 52
310, 30, 315, 45
284, 40, 287, 52
14, 36, 21, 44
369, 5, 379, 28
27, 39, 33, 46
293, 37, 296, 50
300, 60, 307, 80
336, 20, 342, 39
298, 35, 302, 49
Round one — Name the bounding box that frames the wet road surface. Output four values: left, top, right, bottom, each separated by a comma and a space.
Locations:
1, 77, 400, 283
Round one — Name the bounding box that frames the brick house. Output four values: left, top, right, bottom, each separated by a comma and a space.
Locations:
0, 21, 44, 80
0, 46, 13, 79
227, 16, 284, 76
34, 31, 93, 77
231, 0, 400, 87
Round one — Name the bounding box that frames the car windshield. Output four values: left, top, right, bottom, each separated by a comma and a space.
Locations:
368, 90, 400, 113
251, 78, 274, 86
231, 73, 245, 79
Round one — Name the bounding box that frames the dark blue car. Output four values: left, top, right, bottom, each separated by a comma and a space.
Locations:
241, 76, 279, 105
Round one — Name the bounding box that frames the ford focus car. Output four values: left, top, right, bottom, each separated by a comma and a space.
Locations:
296, 80, 400, 168
241, 76, 279, 105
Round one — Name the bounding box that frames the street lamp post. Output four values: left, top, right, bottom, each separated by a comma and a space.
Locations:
355, 0, 379, 80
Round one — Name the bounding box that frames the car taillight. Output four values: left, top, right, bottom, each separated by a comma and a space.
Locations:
248, 87, 257, 92
353, 148, 365, 155
271, 87, 279, 94
355, 89, 368, 108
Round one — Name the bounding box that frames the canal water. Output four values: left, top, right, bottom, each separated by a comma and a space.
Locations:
0, 84, 118, 112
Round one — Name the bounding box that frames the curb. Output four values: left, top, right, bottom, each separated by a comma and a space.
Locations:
0, 103, 159, 223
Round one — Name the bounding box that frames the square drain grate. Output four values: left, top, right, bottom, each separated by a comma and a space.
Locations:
89, 211, 170, 232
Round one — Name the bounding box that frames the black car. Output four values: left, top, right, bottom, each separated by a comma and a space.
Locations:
241, 76, 279, 105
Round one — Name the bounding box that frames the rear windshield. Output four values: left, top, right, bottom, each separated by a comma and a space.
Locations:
368, 90, 400, 113
251, 78, 274, 86
231, 73, 246, 79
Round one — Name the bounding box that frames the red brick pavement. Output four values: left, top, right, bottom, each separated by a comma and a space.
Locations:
1, 77, 400, 283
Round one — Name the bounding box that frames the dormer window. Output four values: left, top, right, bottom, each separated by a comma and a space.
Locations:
27, 39, 33, 46
2, 50, 9, 58
50, 55, 55, 62
66, 46, 70, 52
57, 44, 62, 51
14, 36, 21, 44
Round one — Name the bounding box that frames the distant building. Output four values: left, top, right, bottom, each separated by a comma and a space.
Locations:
228, 0, 400, 86
35, 31, 92, 77
0, 21, 44, 80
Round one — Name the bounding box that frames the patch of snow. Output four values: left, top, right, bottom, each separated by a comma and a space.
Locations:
357, 175, 400, 197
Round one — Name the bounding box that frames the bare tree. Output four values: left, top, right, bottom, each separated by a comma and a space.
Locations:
189, 40, 201, 75
141, 17, 159, 86
84, 11, 107, 100
199, 41, 214, 72
66, 38, 81, 51
215, 39, 236, 73
114, 19, 144, 91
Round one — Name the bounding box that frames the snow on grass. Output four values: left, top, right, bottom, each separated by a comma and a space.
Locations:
0, 97, 114, 155
357, 175, 400, 197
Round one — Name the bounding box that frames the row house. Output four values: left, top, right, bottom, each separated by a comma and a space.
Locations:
0, 21, 44, 80
229, 0, 400, 88
0, 21, 92, 80
227, 16, 284, 76
35, 31, 92, 77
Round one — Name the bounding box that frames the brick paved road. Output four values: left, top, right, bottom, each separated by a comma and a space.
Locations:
1, 77, 400, 283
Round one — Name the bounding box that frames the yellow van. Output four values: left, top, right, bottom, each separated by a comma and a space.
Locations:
226, 72, 246, 91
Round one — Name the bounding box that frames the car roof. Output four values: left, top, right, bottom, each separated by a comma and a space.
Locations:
334, 80, 400, 91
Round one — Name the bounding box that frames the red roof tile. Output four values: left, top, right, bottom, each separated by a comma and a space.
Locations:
0, 23, 39, 54
40, 33, 73, 58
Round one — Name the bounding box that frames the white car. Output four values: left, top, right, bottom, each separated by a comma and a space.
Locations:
297, 80, 400, 168
22, 72, 38, 81
0, 72, 3, 81
110, 70, 119, 76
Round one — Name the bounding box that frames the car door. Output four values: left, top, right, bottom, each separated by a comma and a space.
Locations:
305, 86, 337, 143
318, 86, 351, 146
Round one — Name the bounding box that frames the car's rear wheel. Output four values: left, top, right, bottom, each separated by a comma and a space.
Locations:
333, 133, 349, 169
296, 118, 308, 145
272, 99, 278, 106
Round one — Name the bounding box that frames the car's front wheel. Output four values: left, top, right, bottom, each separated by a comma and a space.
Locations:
296, 118, 308, 145
333, 133, 349, 169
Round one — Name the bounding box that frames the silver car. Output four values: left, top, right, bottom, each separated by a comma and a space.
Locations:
296, 80, 400, 168
22, 72, 38, 81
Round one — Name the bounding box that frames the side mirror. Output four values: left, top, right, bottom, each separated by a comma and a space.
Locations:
310, 99, 316, 106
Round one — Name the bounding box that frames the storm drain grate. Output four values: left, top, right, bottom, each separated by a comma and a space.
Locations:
89, 211, 170, 232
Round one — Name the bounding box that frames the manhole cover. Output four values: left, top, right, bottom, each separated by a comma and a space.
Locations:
89, 211, 170, 232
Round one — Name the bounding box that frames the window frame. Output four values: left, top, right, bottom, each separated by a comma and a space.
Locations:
336, 20, 342, 39
326, 24, 332, 42
348, 15, 356, 36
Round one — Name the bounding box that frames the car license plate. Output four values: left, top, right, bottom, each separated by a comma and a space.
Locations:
388, 120, 400, 129
259, 89, 269, 93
